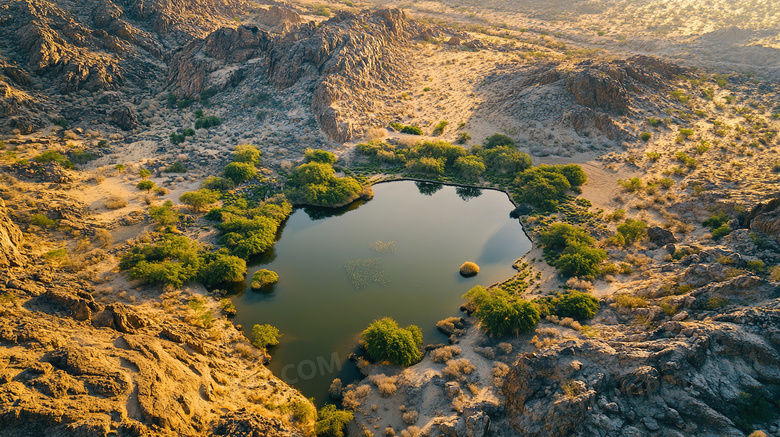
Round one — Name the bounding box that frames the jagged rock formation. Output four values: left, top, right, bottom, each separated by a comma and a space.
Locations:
746, 196, 780, 243
0, 199, 25, 268
0, 269, 312, 436
503, 299, 780, 437
168, 8, 422, 141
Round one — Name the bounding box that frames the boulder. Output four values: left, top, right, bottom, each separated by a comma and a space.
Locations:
647, 226, 677, 245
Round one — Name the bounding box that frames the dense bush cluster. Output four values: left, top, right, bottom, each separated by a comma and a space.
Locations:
540, 223, 607, 277
287, 155, 363, 207
210, 196, 292, 258
703, 211, 732, 240
463, 286, 540, 336
119, 234, 246, 288
535, 291, 600, 321
354, 136, 584, 211
361, 318, 423, 367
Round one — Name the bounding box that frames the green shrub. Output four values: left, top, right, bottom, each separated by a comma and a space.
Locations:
70, 149, 96, 165
313, 5, 331, 16
53, 117, 69, 128
34, 150, 73, 168
233, 144, 262, 164
30, 213, 56, 228
679, 128, 694, 138
148, 201, 181, 229
647, 118, 662, 127
251, 269, 279, 289
456, 132, 471, 144
201, 176, 235, 191
618, 177, 643, 192
464, 286, 539, 337
197, 252, 247, 287
137, 180, 156, 192
179, 189, 220, 212
555, 243, 607, 277
315, 404, 353, 437
703, 212, 729, 229
390, 122, 423, 135
640, 132, 652, 141
224, 162, 257, 184
361, 318, 422, 367
170, 132, 186, 145
288, 162, 362, 207
194, 115, 221, 129
484, 133, 515, 149
540, 223, 594, 254
252, 324, 281, 349
304, 148, 337, 164
120, 235, 201, 287
182, 128, 195, 137
616, 219, 648, 245
646, 152, 661, 161
454, 155, 485, 180
480, 146, 531, 173
712, 225, 731, 239
432, 120, 448, 136
746, 260, 765, 273
555, 291, 600, 320
164, 162, 187, 173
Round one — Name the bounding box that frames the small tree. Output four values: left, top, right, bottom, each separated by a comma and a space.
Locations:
315, 404, 353, 437
137, 180, 155, 192
197, 253, 247, 287
233, 144, 261, 165
251, 269, 279, 289
484, 133, 515, 149
616, 219, 648, 245
179, 189, 220, 212
148, 201, 181, 230
139, 168, 151, 179
361, 318, 423, 367
304, 148, 337, 164
455, 155, 486, 180
224, 162, 257, 184
252, 324, 281, 350
555, 292, 600, 320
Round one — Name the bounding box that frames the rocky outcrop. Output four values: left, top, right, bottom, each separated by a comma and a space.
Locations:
503, 302, 780, 436
168, 9, 421, 142
0, 271, 312, 436
746, 196, 780, 243
0, 199, 25, 268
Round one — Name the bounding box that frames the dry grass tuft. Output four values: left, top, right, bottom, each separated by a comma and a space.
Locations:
459, 261, 480, 277
104, 195, 127, 210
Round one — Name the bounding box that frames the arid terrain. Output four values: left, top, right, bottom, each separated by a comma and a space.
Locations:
1, 0, 779, 436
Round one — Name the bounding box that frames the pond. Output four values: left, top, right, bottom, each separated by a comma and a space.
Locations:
229, 180, 531, 404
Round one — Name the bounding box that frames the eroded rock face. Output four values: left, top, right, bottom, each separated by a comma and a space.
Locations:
0, 272, 311, 436
168, 9, 420, 142
747, 197, 780, 243
0, 198, 25, 268
503, 303, 780, 436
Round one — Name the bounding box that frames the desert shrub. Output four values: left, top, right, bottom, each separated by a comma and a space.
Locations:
194, 115, 221, 129
555, 292, 600, 320
304, 148, 337, 164
369, 374, 397, 397
712, 225, 731, 239
390, 122, 423, 135
479, 146, 532, 173
454, 155, 485, 180
70, 149, 96, 165
646, 152, 660, 161
703, 212, 729, 229
201, 176, 235, 191
30, 213, 57, 227
463, 286, 540, 336
405, 157, 441, 175
361, 317, 423, 367
170, 132, 186, 145
196, 252, 247, 287
555, 244, 607, 277
252, 324, 281, 349
442, 358, 476, 380
484, 133, 515, 149
104, 195, 127, 210
315, 404, 353, 437
164, 162, 187, 173
139, 168, 151, 179
456, 132, 471, 144
618, 177, 643, 192
613, 294, 647, 308
679, 128, 694, 138
136, 180, 155, 192
179, 189, 220, 212
148, 201, 181, 229
231, 144, 262, 165
224, 162, 257, 184
432, 120, 448, 136
213, 197, 291, 258
657, 178, 675, 189
34, 150, 73, 168
615, 219, 648, 245
640, 132, 652, 141
251, 269, 279, 289
288, 162, 363, 207
540, 223, 594, 254
430, 345, 462, 363
459, 261, 480, 277
119, 234, 201, 287
746, 260, 765, 273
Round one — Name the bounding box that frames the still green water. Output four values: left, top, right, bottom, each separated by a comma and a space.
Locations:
230, 180, 531, 403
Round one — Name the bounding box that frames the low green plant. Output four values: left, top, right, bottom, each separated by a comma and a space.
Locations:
315, 404, 353, 437
361, 317, 422, 366
224, 162, 257, 184
463, 286, 540, 337
34, 150, 73, 168
432, 120, 449, 136
252, 324, 281, 349
555, 291, 600, 320
194, 115, 221, 129
640, 132, 652, 141
139, 168, 151, 179
304, 148, 337, 164
251, 269, 279, 289
179, 189, 220, 212
30, 213, 57, 228
137, 180, 156, 192
484, 133, 515, 149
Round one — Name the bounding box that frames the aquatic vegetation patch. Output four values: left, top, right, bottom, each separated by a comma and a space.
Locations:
344, 257, 391, 290
370, 240, 396, 254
